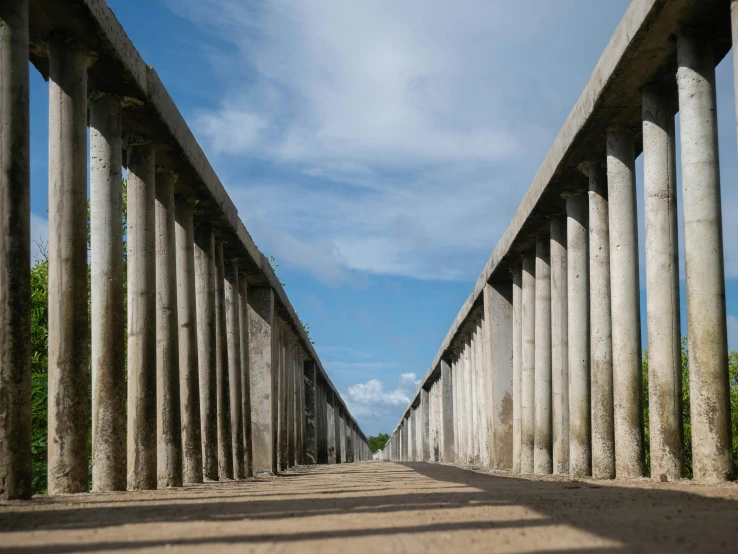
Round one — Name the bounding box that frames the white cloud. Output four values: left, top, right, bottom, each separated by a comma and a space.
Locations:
165, 0, 631, 283
343, 372, 420, 420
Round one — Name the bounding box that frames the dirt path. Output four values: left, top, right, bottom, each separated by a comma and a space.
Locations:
1, 461, 738, 553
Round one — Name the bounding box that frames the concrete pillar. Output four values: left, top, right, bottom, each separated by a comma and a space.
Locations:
470, 328, 480, 464
214, 241, 233, 480
520, 252, 536, 474
452, 357, 461, 463
248, 287, 277, 474
326, 391, 337, 464
421, 388, 430, 461
90, 94, 126, 492
305, 362, 318, 463
440, 360, 455, 463
346, 420, 353, 463
288, 346, 296, 466
0, 0, 32, 501
126, 142, 156, 491
464, 335, 474, 464
484, 282, 513, 470
478, 315, 492, 469
317, 381, 327, 463
47, 36, 89, 495
155, 170, 183, 488
512, 265, 523, 474
225, 265, 245, 479
277, 327, 287, 471
589, 164, 615, 480
174, 198, 203, 484
534, 235, 552, 475
677, 30, 732, 481
338, 408, 347, 463
607, 128, 645, 479
566, 192, 591, 478
195, 225, 218, 480
238, 275, 253, 477
550, 217, 569, 476
642, 85, 683, 481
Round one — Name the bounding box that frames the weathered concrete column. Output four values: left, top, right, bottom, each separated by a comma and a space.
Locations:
520, 252, 536, 474
175, 198, 203, 484
421, 388, 430, 461
90, 94, 126, 492
642, 85, 683, 481
214, 241, 233, 480
677, 30, 732, 481
534, 235, 552, 475
305, 362, 318, 463
155, 170, 183, 488
566, 192, 591, 478
607, 129, 645, 479
277, 327, 288, 471
464, 335, 474, 464
238, 275, 253, 477
0, 0, 31, 501
512, 265, 522, 474
470, 328, 480, 464
408, 409, 415, 461
126, 142, 157, 491
589, 163, 615, 480
317, 381, 327, 463
439, 360, 455, 463
47, 36, 89, 495
326, 391, 337, 463
484, 282, 513, 470
195, 225, 218, 480
225, 264, 245, 479
248, 287, 277, 474
346, 420, 353, 463
287, 345, 295, 467
452, 357, 461, 463
338, 407, 347, 463
550, 217, 569, 476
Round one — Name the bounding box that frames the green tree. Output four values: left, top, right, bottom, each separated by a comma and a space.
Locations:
368, 433, 390, 453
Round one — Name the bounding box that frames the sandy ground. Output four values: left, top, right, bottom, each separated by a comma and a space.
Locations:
1, 461, 738, 553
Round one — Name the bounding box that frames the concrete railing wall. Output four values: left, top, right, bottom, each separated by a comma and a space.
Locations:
386, 0, 738, 483
0, 0, 370, 501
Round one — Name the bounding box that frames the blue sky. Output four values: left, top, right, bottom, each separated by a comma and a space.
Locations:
27, 0, 738, 437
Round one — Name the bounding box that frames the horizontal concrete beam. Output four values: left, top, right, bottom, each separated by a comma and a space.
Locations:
392, 0, 731, 436
27, 0, 363, 435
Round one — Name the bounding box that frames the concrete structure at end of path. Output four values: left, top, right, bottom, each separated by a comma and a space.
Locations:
389, 0, 737, 484
0, 0, 370, 501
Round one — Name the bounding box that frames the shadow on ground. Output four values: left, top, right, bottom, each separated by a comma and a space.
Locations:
0, 462, 736, 552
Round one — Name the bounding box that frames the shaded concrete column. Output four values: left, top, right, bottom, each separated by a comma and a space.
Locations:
566, 192, 591, 478
47, 36, 89, 495
408, 409, 415, 461
326, 391, 337, 464
589, 163, 615, 480
316, 381, 327, 463
346, 420, 353, 463
338, 407, 347, 463
550, 217, 569, 476
248, 287, 277, 474
440, 360, 455, 463
642, 85, 683, 481
534, 235, 552, 475
238, 275, 253, 477
421, 388, 430, 461
174, 198, 203, 484
520, 252, 536, 474
0, 0, 31, 501
484, 282, 513, 470
677, 30, 732, 481
126, 142, 157, 491
479, 315, 492, 469
225, 264, 245, 479
194, 225, 218, 480
305, 362, 318, 464
287, 345, 296, 467
607, 129, 645, 479
511, 265, 523, 474
277, 326, 288, 471
90, 94, 125, 492
214, 241, 233, 480
155, 170, 183, 488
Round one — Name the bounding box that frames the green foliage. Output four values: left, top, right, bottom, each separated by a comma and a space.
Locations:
368, 433, 390, 453
642, 337, 738, 479
30, 250, 49, 494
